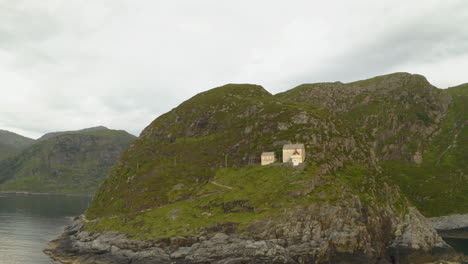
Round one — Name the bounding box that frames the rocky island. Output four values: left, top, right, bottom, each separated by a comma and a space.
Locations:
46, 73, 467, 263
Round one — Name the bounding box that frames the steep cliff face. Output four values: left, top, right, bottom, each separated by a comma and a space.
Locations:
278, 73, 467, 216
0, 127, 136, 194
0, 129, 35, 160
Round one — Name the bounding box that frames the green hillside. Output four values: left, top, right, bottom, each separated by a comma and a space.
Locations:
87, 164, 407, 242
0, 127, 136, 194
87, 73, 466, 222
41, 73, 466, 263
0, 130, 35, 160
87, 84, 374, 218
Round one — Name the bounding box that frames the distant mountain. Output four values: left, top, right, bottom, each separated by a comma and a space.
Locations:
0, 130, 35, 160
0, 127, 136, 194
37, 126, 110, 141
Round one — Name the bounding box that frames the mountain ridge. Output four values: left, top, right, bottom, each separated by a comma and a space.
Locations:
0, 126, 136, 194
37, 126, 126, 141
0, 129, 35, 160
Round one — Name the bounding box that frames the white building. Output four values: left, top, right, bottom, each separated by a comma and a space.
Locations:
261, 152, 276, 165
283, 144, 305, 166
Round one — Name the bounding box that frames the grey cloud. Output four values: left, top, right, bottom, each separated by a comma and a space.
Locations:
0, 0, 467, 138
272, 1, 468, 89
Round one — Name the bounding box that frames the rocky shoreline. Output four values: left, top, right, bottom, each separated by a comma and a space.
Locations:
45, 206, 465, 264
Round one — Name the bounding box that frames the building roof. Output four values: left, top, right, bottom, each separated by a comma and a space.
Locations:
283, 143, 304, 149
261, 152, 275, 156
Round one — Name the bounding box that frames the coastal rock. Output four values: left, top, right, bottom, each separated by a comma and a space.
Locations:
45, 202, 463, 264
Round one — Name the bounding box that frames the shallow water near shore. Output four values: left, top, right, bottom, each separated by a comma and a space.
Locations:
0, 193, 91, 264
443, 237, 468, 256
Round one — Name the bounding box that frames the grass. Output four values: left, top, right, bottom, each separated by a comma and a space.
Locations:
87, 163, 411, 241
87, 165, 316, 239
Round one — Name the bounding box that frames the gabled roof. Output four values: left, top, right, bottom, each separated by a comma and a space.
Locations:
283, 143, 304, 149
261, 152, 275, 156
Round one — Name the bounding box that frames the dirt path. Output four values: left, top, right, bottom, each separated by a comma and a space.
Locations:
210, 181, 233, 190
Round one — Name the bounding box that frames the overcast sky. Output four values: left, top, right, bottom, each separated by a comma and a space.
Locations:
1, 0, 467, 139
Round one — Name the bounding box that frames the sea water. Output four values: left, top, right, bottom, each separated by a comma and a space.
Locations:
0, 194, 90, 264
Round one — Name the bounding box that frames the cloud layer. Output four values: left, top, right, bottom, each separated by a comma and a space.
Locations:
1, 0, 467, 138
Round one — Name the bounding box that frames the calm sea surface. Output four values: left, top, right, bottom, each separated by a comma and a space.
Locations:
0, 194, 91, 264
442, 234, 468, 257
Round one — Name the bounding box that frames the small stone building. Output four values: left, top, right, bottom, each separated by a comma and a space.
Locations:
261, 152, 276, 165
283, 144, 305, 166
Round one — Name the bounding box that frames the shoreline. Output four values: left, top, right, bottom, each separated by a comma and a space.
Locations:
0, 191, 93, 197
438, 227, 468, 240
44, 205, 465, 264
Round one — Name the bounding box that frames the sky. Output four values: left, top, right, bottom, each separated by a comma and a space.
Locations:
1, 0, 467, 139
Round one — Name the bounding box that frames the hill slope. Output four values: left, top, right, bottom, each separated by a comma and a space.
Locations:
0, 130, 35, 160
87, 84, 373, 217
0, 127, 136, 194
54, 75, 467, 263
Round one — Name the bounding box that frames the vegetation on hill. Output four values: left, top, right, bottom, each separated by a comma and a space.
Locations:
86, 164, 407, 241
87, 74, 467, 223
0, 127, 136, 194
87, 83, 373, 218
44, 74, 467, 264
0, 130, 35, 160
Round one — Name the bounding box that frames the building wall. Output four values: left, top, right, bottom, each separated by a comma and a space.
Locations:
291, 155, 301, 166
261, 155, 275, 165
282, 148, 305, 163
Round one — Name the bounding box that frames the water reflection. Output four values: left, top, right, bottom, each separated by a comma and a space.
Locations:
0, 194, 91, 264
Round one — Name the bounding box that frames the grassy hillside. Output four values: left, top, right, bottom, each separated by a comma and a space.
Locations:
87, 84, 373, 218
0, 130, 35, 160
381, 83, 467, 216
0, 127, 136, 194
86, 163, 407, 242
85, 72, 466, 247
